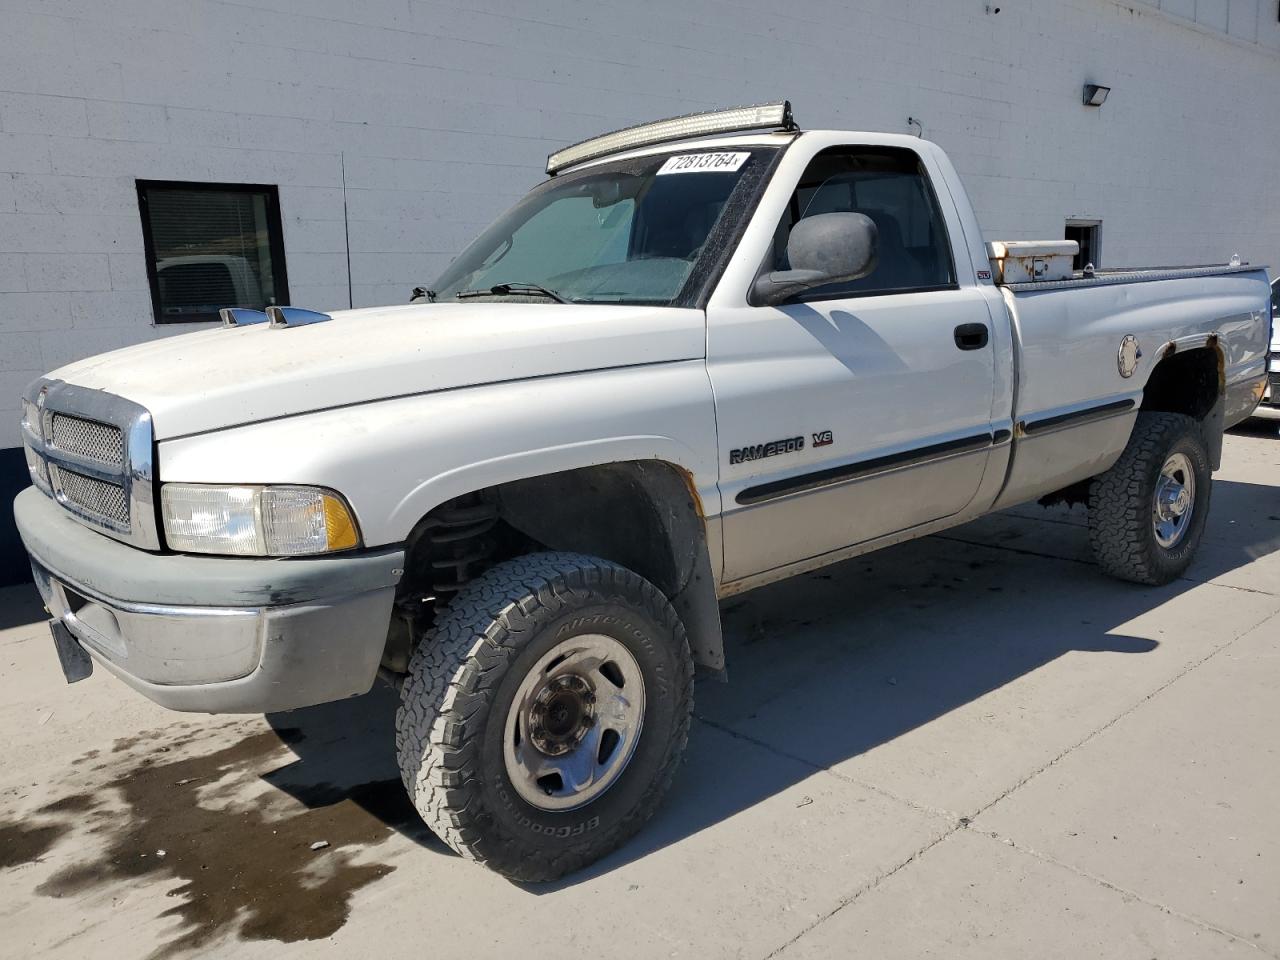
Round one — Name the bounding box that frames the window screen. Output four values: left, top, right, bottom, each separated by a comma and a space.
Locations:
768, 147, 955, 299
137, 181, 289, 323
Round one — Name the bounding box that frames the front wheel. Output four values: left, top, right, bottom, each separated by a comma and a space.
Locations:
1087, 412, 1212, 585
395, 552, 693, 881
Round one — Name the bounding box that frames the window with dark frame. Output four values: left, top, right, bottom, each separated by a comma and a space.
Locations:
137, 181, 289, 324
1065, 220, 1102, 271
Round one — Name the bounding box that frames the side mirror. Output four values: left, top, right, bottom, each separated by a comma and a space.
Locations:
752, 212, 879, 306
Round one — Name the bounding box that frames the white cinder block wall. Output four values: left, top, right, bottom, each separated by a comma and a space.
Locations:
1, 0, 1279, 445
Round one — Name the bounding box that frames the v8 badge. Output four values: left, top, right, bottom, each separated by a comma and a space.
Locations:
1117, 335, 1141, 378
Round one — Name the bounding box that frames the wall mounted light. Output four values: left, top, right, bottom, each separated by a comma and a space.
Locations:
1083, 83, 1110, 107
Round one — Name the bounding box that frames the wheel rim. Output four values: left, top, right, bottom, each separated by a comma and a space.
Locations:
503, 634, 645, 812
1152, 451, 1196, 549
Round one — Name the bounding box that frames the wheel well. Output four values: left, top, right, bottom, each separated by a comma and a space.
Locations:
385, 461, 724, 674
1140, 345, 1221, 420
492, 461, 705, 597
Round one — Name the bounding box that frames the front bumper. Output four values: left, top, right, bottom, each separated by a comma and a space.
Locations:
14, 487, 404, 713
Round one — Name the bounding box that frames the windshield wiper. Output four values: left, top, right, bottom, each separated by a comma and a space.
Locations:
455, 282, 570, 304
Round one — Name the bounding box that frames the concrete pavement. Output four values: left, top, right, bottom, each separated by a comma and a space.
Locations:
1, 414, 1278, 959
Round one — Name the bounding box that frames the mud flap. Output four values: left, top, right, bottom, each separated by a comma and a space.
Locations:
49, 619, 93, 683
1204, 393, 1225, 471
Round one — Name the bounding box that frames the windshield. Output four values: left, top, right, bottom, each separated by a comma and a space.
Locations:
431, 148, 773, 306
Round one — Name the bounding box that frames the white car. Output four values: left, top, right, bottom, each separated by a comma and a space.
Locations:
14, 102, 1272, 880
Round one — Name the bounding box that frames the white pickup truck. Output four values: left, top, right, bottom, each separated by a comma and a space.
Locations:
14, 103, 1271, 880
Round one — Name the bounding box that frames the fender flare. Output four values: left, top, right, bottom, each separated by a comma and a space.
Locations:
395, 445, 727, 675
387, 435, 719, 539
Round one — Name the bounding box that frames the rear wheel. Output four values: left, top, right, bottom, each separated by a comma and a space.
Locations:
1087, 412, 1211, 585
395, 551, 693, 881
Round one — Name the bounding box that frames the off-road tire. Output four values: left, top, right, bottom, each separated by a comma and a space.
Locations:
1087, 411, 1211, 585
395, 551, 694, 882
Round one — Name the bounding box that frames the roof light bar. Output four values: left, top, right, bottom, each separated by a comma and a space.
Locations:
546, 101, 797, 175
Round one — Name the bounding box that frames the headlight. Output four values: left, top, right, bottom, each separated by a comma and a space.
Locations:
20, 397, 43, 441
161, 484, 361, 556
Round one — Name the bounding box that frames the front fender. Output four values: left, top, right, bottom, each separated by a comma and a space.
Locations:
387, 434, 711, 542
157, 361, 721, 547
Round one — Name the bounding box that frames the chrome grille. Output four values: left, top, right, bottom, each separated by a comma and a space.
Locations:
49, 413, 124, 465
20, 379, 159, 549
49, 465, 130, 527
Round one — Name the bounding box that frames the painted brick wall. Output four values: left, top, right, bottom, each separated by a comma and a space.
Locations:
1, 0, 1279, 463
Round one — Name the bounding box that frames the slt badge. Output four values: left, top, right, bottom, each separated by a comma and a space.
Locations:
1117, 335, 1141, 378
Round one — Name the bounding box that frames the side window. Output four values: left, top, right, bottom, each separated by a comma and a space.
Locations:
769, 147, 955, 298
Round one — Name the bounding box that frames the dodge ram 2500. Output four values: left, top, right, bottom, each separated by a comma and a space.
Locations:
14, 102, 1271, 880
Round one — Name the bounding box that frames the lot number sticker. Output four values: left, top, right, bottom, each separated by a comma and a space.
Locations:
657, 152, 750, 174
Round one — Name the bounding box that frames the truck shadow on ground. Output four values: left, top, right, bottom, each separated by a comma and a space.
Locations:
264, 476, 1280, 892
1228, 413, 1280, 439
0, 581, 46, 631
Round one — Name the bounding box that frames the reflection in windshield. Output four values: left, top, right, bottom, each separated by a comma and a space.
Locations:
430, 150, 769, 306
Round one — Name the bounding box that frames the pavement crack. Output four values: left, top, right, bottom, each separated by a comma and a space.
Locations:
759, 826, 957, 960
931, 533, 1094, 565
969, 603, 1279, 821
1000, 511, 1088, 529
712, 597, 1280, 960
1180, 577, 1278, 596
932, 533, 1277, 596
974, 829, 1279, 957
693, 715, 955, 823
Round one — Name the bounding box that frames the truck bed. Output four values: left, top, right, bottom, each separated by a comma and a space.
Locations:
991, 264, 1271, 510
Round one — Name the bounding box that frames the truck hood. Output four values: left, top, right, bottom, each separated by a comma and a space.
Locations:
46, 302, 706, 439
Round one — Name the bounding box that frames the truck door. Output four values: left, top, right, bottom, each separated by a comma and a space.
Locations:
708, 145, 998, 582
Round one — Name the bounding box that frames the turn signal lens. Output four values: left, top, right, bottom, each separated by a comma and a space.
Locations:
322, 493, 360, 551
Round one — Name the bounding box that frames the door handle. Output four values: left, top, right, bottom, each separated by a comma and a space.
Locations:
954, 323, 989, 350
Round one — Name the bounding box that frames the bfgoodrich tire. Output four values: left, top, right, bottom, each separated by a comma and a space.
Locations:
395, 551, 693, 882
1087, 412, 1212, 585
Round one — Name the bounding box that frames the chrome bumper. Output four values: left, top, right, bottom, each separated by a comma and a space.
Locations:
16, 487, 404, 714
